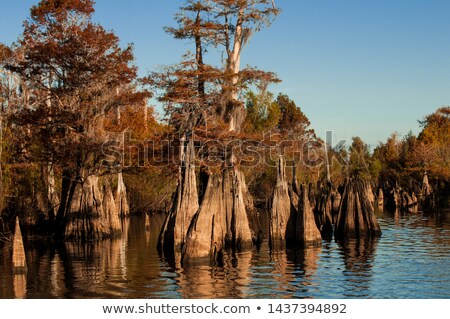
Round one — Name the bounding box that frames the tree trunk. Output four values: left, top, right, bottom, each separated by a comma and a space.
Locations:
158, 137, 199, 256
182, 173, 227, 264
292, 165, 300, 195
422, 173, 431, 196
46, 164, 59, 221
316, 185, 333, 236
296, 185, 322, 246
182, 166, 255, 265
269, 157, 295, 248
64, 175, 122, 241
0, 113, 3, 218
12, 217, 27, 273
335, 178, 382, 239
376, 188, 384, 211
331, 189, 341, 223
231, 169, 254, 250
115, 172, 130, 217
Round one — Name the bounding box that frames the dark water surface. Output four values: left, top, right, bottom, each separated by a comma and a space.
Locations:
1, 211, 449, 299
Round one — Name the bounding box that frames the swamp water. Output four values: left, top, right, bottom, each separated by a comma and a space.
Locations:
1, 211, 449, 299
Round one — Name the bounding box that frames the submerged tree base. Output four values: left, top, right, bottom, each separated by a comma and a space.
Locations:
335, 178, 382, 240
64, 175, 122, 241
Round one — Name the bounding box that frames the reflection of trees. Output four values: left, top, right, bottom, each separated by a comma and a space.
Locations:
177, 250, 253, 298
0, 244, 13, 298
63, 239, 124, 298
13, 273, 27, 299
286, 246, 322, 298
337, 239, 379, 298
269, 249, 295, 298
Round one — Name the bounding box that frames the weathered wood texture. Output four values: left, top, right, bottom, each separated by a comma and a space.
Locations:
296, 185, 322, 246
335, 179, 382, 239
269, 158, 295, 248
12, 217, 27, 272
269, 159, 322, 247
315, 184, 334, 236
158, 138, 199, 256
182, 168, 255, 264
65, 175, 122, 240
182, 173, 227, 264
422, 173, 431, 196
331, 189, 341, 223
376, 188, 384, 211
116, 172, 130, 217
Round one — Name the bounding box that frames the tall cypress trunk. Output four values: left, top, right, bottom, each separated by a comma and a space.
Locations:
54, 169, 78, 238
158, 136, 199, 257
182, 167, 255, 265
269, 157, 295, 248
296, 184, 322, 246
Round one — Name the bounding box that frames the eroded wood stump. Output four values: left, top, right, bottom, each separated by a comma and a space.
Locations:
335, 178, 382, 239
12, 217, 27, 273
315, 184, 333, 236
182, 173, 227, 264
65, 175, 122, 240
116, 172, 130, 217
296, 185, 322, 246
331, 189, 341, 223
182, 167, 255, 265
422, 173, 431, 196
231, 170, 254, 250
269, 158, 295, 248
376, 188, 384, 211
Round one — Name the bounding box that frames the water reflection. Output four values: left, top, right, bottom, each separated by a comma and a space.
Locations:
337, 239, 378, 298
0, 212, 449, 299
286, 246, 322, 298
13, 274, 27, 299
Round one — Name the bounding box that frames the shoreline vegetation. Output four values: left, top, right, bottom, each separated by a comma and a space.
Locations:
1, 0, 449, 271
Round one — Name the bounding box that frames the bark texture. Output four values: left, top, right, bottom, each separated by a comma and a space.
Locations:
182, 173, 227, 264
64, 175, 122, 240
335, 179, 382, 239
422, 173, 431, 196
376, 188, 384, 211
12, 217, 27, 272
296, 185, 322, 246
182, 168, 255, 264
331, 189, 341, 223
315, 184, 334, 236
158, 137, 199, 256
116, 172, 130, 217
269, 158, 295, 248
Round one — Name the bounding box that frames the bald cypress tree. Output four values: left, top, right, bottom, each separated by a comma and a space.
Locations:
7, 0, 150, 239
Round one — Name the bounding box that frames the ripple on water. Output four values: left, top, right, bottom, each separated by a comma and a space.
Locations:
1, 213, 449, 298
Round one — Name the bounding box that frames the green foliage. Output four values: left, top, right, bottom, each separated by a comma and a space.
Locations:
243, 91, 281, 133
348, 136, 371, 179
124, 169, 176, 214
276, 93, 311, 138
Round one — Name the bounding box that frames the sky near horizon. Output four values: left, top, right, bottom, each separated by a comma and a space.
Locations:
1, 0, 449, 147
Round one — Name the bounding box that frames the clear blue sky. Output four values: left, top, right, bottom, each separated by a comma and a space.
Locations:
1, 0, 450, 146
